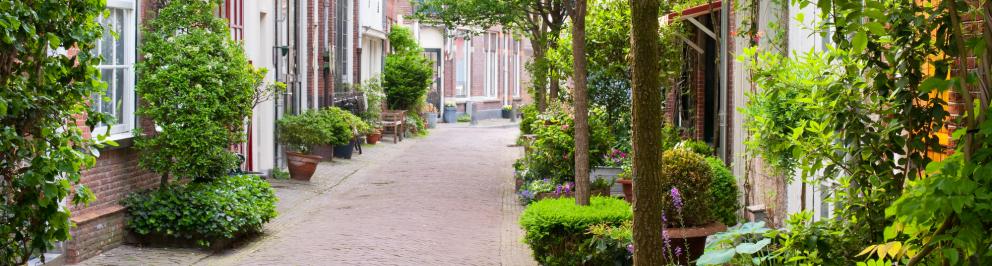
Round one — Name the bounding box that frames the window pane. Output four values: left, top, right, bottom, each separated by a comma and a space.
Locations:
101, 15, 114, 65
115, 9, 125, 65
101, 68, 114, 122
115, 68, 125, 123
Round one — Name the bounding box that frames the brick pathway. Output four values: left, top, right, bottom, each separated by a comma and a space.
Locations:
79, 120, 536, 266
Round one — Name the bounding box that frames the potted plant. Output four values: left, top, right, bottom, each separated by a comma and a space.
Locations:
367, 127, 383, 144
278, 110, 335, 181
321, 107, 365, 160
422, 104, 438, 128
501, 105, 513, 119
616, 160, 634, 202
357, 77, 385, 144
656, 149, 726, 264
443, 101, 457, 123
594, 148, 627, 196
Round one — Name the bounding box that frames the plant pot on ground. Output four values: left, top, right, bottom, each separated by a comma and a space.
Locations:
367, 129, 382, 144
333, 139, 356, 159
501, 105, 512, 119
443, 103, 457, 123
424, 112, 438, 128
278, 110, 334, 181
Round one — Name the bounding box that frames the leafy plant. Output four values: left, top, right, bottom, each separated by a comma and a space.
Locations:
277, 110, 336, 153
356, 76, 385, 126
520, 197, 632, 265
0, 1, 109, 263
706, 157, 740, 226
135, 0, 264, 183
270, 168, 290, 180
696, 222, 775, 266
586, 221, 634, 266
384, 25, 433, 110
676, 140, 714, 157
503, 105, 513, 111
519, 104, 539, 134
660, 149, 714, 226
122, 175, 278, 247
514, 106, 615, 184
457, 113, 472, 123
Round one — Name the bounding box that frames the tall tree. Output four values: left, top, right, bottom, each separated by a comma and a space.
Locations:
414, 0, 568, 112
570, 0, 591, 205
629, 0, 665, 264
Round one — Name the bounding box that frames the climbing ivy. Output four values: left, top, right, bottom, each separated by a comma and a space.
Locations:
0, 1, 109, 263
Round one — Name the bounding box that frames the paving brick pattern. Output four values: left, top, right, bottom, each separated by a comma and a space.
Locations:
79, 121, 535, 265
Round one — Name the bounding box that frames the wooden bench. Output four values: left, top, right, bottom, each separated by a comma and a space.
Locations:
380, 110, 406, 143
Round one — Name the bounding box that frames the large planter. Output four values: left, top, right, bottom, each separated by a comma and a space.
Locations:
663, 223, 727, 264
617, 179, 633, 203
311, 145, 334, 161
591, 167, 624, 196
501, 109, 512, 119
366, 132, 382, 144
443, 106, 457, 123
286, 151, 321, 181
333, 140, 355, 159
425, 112, 438, 128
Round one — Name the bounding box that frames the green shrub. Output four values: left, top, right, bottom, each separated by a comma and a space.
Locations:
135, 0, 263, 182
322, 107, 369, 138
677, 139, 714, 156
384, 25, 433, 110
519, 104, 538, 134
520, 197, 632, 266
277, 110, 335, 153
706, 157, 740, 226
661, 149, 714, 226
515, 106, 615, 184
356, 77, 385, 126
122, 175, 278, 246
457, 113, 472, 122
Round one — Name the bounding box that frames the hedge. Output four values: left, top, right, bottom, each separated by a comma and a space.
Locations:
520, 197, 632, 265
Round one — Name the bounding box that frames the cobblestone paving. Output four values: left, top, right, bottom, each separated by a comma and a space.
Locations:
79, 120, 535, 266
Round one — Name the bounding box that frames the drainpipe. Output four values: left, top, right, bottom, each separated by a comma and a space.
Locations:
718, 0, 728, 161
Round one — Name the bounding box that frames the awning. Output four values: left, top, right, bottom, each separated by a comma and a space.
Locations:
662, 1, 722, 54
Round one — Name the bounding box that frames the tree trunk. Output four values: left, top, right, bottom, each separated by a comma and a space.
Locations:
571, 0, 590, 206
549, 74, 561, 103
159, 173, 169, 190
630, 0, 665, 264
531, 41, 548, 112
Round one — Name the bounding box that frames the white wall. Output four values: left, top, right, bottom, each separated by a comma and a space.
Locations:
418, 27, 445, 49
244, 1, 277, 173
359, 0, 384, 31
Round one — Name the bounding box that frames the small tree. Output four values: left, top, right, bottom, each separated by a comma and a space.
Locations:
383, 25, 433, 110
135, 0, 263, 186
0, 1, 108, 263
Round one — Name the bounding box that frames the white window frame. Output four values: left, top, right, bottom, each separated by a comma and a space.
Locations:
485, 33, 498, 97
514, 40, 521, 98
93, 0, 137, 140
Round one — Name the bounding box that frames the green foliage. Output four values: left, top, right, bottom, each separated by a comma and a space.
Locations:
270, 168, 290, 180
405, 111, 427, 136
698, 214, 854, 266
677, 139, 714, 156
135, 0, 263, 181
519, 104, 538, 134
520, 197, 632, 265
328, 107, 372, 136
384, 25, 433, 110
515, 106, 615, 184
457, 113, 472, 123
0, 0, 108, 263
586, 221, 633, 265
277, 110, 338, 153
696, 222, 775, 266
356, 76, 385, 126
706, 157, 740, 226
660, 149, 713, 226
122, 175, 277, 246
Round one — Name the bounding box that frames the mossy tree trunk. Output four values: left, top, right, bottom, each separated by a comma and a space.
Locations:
571, 0, 591, 206
629, 0, 666, 264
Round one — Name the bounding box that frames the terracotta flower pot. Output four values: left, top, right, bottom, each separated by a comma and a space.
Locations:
286, 151, 321, 181
366, 132, 382, 144
663, 223, 727, 264
617, 179, 633, 203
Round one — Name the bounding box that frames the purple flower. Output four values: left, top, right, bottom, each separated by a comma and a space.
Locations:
662, 229, 671, 250
626, 244, 635, 254
565, 182, 573, 194
670, 187, 683, 211
662, 211, 667, 223
555, 185, 563, 196
675, 246, 683, 257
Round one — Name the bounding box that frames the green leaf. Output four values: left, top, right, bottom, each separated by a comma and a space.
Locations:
735, 238, 771, 254
852, 31, 868, 53
696, 248, 736, 265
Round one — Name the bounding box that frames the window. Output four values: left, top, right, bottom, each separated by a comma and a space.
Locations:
514, 40, 521, 97
485, 33, 498, 97
455, 38, 470, 97
220, 0, 244, 40
93, 1, 136, 137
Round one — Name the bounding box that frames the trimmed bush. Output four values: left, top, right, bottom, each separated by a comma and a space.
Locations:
677, 139, 714, 156
706, 157, 741, 226
277, 110, 336, 153
122, 175, 278, 246
383, 25, 433, 110
661, 149, 714, 226
319, 107, 365, 143
520, 197, 632, 265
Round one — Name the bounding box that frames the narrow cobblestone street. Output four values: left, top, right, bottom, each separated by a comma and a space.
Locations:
80, 121, 536, 266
